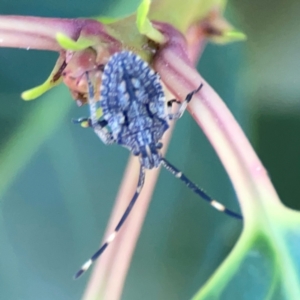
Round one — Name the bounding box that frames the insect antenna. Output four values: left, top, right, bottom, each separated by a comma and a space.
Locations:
160, 158, 242, 220
74, 165, 146, 279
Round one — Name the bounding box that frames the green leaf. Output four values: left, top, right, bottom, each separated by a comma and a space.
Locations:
95, 16, 121, 24
193, 205, 300, 299
56, 32, 94, 51
210, 29, 247, 44
21, 55, 65, 100
136, 0, 165, 44
21, 77, 62, 100
224, 30, 247, 41
149, 0, 226, 33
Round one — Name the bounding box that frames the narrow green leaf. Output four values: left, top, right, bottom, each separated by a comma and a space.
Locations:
136, 0, 165, 44
149, 0, 225, 33
21, 54, 65, 100
56, 32, 94, 51
21, 77, 62, 100
211, 30, 247, 44
95, 16, 120, 24
193, 207, 300, 299
224, 30, 247, 41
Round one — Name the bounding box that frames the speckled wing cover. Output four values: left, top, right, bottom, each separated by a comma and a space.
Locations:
99, 51, 169, 167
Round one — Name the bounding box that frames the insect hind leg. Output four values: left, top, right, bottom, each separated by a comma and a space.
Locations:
160, 158, 242, 220
73, 165, 146, 279
168, 83, 203, 120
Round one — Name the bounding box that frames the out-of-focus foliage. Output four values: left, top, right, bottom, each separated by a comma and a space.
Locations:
0, 0, 300, 299
195, 205, 300, 299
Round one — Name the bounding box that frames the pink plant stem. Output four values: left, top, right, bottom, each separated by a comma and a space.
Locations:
0, 16, 83, 50
82, 111, 175, 300
82, 25, 207, 300
154, 43, 282, 224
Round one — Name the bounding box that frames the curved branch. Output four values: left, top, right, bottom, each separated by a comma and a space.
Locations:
153, 23, 282, 226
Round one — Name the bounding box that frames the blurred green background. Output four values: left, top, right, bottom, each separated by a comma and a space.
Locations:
0, 0, 299, 299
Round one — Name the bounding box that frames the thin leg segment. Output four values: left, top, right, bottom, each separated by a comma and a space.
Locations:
85, 72, 114, 144
72, 117, 108, 129
168, 83, 203, 120
160, 158, 242, 220
167, 99, 181, 116
74, 165, 146, 279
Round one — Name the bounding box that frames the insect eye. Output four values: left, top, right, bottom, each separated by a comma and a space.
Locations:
156, 142, 163, 149
132, 149, 141, 156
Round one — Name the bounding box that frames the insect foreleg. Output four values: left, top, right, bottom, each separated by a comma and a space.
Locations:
168, 83, 203, 120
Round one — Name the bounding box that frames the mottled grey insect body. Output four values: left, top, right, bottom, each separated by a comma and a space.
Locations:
100, 51, 168, 169
73, 51, 242, 280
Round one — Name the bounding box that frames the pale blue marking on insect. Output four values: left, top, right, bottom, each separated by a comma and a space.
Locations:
73, 51, 242, 279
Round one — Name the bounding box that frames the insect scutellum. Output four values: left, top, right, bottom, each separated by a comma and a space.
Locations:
73, 51, 242, 279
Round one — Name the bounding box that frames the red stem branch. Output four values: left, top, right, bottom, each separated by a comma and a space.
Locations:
153, 23, 282, 225
0, 16, 118, 51
81, 25, 208, 299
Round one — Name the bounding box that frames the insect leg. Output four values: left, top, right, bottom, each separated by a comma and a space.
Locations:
168, 83, 203, 120
160, 158, 242, 220
72, 117, 108, 127
73, 165, 146, 279
85, 72, 114, 144
166, 99, 181, 116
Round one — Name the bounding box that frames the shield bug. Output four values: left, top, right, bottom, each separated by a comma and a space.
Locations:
73, 51, 242, 279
